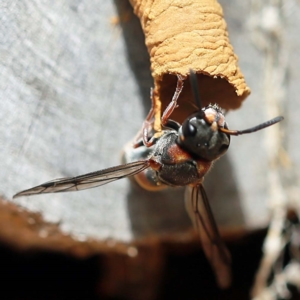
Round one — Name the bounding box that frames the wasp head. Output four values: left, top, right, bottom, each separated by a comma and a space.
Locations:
177, 104, 230, 161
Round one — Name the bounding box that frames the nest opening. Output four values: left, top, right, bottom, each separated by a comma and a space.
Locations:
156, 73, 241, 124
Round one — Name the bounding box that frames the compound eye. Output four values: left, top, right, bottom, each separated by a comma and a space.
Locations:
219, 143, 229, 154
183, 121, 197, 137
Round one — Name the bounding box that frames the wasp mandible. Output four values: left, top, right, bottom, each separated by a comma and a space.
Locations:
14, 70, 283, 288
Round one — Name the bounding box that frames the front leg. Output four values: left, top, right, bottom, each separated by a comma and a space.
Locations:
133, 74, 186, 148
133, 88, 159, 148
161, 74, 186, 125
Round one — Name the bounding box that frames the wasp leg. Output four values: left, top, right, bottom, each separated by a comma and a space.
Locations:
133, 88, 158, 148
133, 74, 186, 148
161, 74, 186, 125
122, 140, 167, 191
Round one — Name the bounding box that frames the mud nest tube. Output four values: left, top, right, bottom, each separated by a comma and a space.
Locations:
129, 0, 251, 124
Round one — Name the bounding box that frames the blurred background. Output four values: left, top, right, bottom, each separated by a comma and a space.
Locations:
0, 0, 299, 299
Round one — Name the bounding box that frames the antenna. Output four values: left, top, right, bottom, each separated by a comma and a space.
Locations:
189, 69, 203, 111
219, 116, 284, 136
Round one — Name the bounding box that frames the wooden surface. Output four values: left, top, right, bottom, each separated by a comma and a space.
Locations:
1, 1, 300, 299
1, 0, 299, 260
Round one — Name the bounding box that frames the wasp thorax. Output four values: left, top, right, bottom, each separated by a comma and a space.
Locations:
177, 106, 230, 161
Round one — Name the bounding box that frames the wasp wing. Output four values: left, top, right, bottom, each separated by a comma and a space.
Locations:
13, 161, 150, 198
185, 184, 232, 288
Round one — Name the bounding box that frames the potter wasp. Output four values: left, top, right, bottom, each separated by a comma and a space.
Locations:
14, 70, 283, 288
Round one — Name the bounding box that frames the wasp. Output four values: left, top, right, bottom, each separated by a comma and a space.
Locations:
14, 70, 283, 288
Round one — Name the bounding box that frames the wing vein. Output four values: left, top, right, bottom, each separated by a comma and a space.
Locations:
13, 160, 150, 198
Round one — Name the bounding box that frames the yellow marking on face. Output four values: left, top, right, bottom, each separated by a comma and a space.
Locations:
211, 121, 218, 131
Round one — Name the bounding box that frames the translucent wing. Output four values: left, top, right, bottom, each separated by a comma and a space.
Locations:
185, 184, 232, 288
14, 161, 150, 198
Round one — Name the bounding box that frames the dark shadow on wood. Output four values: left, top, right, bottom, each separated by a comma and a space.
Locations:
204, 154, 245, 227
0, 244, 100, 300
126, 182, 190, 238
113, 0, 153, 116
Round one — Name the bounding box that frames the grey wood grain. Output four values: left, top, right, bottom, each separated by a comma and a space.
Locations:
1, 0, 298, 243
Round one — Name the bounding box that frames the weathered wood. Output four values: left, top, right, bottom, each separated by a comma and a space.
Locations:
1, 1, 300, 297
1, 0, 246, 244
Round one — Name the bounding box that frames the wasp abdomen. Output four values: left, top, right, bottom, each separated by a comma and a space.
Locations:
158, 161, 199, 186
